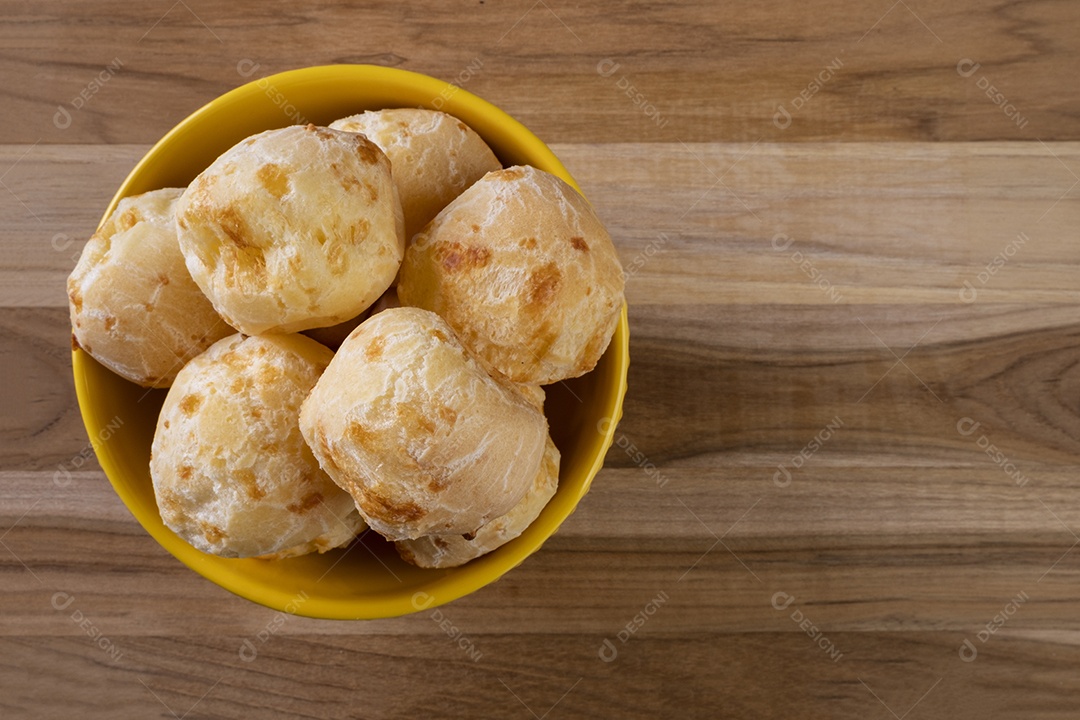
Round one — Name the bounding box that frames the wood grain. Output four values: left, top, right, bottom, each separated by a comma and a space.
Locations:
2, 142, 1077, 308
5, 0, 1080, 716
5, 464, 1080, 638
2, 1, 1079, 145
4, 631, 1078, 719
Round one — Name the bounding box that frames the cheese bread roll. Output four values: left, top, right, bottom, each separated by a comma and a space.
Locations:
68, 188, 231, 387
151, 333, 365, 558
300, 307, 546, 541
398, 166, 624, 384
176, 124, 404, 335
330, 109, 501, 242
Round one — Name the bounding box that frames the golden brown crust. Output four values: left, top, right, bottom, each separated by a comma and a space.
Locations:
299, 307, 547, 540
67, 188, 232, 388
396, 435, 560, 568
398, 166, 625, 384
330, 109, 502, 242
150, 333, 366, 558
175, 125, 404, 335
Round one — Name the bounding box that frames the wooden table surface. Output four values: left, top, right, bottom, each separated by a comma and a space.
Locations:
3, 1, 1080, 718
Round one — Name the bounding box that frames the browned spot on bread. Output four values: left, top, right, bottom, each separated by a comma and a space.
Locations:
396, 403, 436, 435
586, 286, 593, 295
236, 468, 265, 500
179, 394, 202, 415
434, 536, 452, 550
358, 488, 426, 524
431, 328, 448, 343
365, 336, 385, 360
317, 436, 344, 475
287, 491, 323, 514
354, 137, 383, 165
437, 405, 457, 426
216, 205, 252, 248
178, 464, 192, 479
346, 420, 376, 447
363, 181, 379, 203
144, 302, 155, 312
569, 235, 589, 251
261, 440, 278, 453
350, 218, 370, 245
456, 121, 468, 132
69, 287, 83, 313
200, 521, 227, 544
258, 363, 281, 386
527, 262, 561, 309
577, 327, 609, 374
222, 348, 244, 368
70, 333, 81, 351
327, 242, 347, 275
330, 162, 361, 191
225, 246, 268, 287
157, 273, 170, 286
500, 167, 526, 180
471, 224, 480, 233
519, 237, 538, 249
438, 242, 491, 273
118, 208, 140, 231
158, 489, 183, 517
163, 420, 170, 429
256, 162, 290, 199
103, 316, 117, 332
530, 322, 559, 359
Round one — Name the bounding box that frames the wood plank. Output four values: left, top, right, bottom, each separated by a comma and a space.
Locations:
623, 303, 1080, 469
15, 297, 1080, 470
4, 465, 1080, 638
0, 632, 1077, 719
0, 308, 88, 471
0, 144, 140, 308
2, 0, 1079, 144
1, 142, 1077, 308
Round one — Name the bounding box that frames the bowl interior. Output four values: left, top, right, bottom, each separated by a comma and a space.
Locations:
72, 65, 629, 619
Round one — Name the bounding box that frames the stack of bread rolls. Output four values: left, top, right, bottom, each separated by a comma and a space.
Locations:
69, 108, 624, 568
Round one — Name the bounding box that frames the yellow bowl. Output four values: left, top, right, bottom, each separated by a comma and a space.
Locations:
71, 65, 629, 619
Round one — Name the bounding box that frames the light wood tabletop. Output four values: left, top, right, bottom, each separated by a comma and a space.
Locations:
3, 1, 1080, 718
